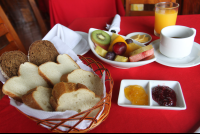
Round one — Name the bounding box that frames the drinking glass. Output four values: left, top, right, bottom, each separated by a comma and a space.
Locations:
154, 2, 179, 37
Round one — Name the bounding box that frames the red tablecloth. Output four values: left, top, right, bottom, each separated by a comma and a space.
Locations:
49, 0, 125, 27
0, 15, 200, 133
38, 0, 49, 13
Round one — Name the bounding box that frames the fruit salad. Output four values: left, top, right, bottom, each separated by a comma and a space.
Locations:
91, 30, 154, 62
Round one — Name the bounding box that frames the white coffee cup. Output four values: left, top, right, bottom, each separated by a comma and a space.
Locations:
160, 25, 196, 58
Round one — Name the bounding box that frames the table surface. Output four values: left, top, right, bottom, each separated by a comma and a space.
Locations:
0, 15, 200, 133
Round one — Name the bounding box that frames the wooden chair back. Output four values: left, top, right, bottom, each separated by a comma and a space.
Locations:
125, 0, 177, 16
0, 5, 28, 100
29, 0, 48, 37
0, 5, 27, 56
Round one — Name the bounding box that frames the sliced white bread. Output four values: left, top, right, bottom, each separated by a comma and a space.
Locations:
50, 82, 101, 113
2, 62, 49, 102
60, 69, 103, 97
22, 86, 53, 111
38, 54, 80, 86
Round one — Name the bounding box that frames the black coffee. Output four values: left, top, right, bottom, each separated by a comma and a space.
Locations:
171, 37, 183, 38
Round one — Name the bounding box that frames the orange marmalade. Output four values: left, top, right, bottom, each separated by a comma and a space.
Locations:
124, 85, 148, 105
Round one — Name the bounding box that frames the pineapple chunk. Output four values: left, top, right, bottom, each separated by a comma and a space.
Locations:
95, 45, 108, 57
129, 43, 142, 52
114, 55, 129, 62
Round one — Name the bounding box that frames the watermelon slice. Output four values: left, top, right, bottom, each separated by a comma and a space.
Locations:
129, 48, 154, 62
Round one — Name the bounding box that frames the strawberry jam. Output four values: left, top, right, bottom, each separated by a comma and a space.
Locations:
152, 86, 177, 106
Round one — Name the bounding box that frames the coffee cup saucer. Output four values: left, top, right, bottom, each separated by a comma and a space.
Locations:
150, 39, 200, 68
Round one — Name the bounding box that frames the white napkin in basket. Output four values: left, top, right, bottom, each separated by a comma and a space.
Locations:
106, 14, 121, 34
43, 23, 82, 50
195, 127, 200, 133
0, 70, 6, 84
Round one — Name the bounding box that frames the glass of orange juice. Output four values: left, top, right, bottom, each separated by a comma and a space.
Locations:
154, 2, 179, 37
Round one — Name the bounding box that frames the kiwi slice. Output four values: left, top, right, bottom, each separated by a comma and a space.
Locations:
91, 30, 111, 46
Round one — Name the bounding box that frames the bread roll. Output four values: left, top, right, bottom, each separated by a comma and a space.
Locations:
0, 51, 28, 79
28, 40, 59, 66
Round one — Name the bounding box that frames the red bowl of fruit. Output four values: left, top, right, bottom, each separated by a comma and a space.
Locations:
88, 28, 156, 69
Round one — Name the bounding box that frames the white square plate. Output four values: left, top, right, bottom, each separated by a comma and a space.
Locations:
118, 79, 186, 110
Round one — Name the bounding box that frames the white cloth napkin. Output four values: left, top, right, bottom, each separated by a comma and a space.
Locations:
0, 70, 6, 84
106, 14, 121, 34
43, 23, 82, 50
195, 127, 200, 133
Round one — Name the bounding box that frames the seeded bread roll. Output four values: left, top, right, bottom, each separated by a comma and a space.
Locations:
2, 62, 49, 102
50, 82, 101, 114
0, 51, 28, 79
60, 69, 103, 97
22, 86, 53, 111
28, 40, 59, 66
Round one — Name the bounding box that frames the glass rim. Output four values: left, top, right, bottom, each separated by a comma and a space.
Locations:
155, 2, 179, 9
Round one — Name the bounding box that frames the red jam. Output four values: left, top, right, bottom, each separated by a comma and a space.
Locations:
152, 86, 177, 106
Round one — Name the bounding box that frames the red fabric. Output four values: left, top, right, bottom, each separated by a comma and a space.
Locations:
0, 15, 200, 133
49, 0, 125, 28
38, 0, 49, 13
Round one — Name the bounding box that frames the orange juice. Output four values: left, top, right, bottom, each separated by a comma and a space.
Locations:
155, 9, 178, 34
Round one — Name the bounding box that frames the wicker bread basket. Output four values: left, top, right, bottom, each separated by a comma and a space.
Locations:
16, 55, 114, 133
